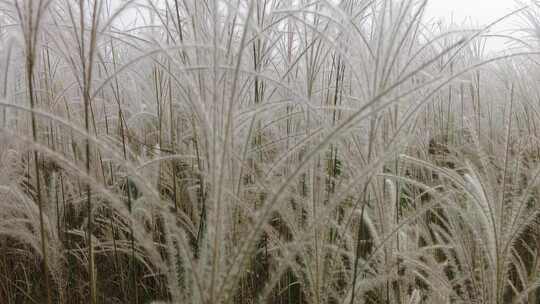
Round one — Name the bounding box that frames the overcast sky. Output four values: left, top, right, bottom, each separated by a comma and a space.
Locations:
426, 0, 522, 52
427, 0, 517, 23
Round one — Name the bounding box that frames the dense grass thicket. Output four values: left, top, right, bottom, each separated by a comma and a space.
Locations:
4, 0, 540, 303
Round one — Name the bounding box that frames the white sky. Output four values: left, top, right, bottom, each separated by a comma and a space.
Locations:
427, 0, 517, 23
426, 0, 522, 52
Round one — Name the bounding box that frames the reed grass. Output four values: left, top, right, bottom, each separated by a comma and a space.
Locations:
2, 0, 540, 303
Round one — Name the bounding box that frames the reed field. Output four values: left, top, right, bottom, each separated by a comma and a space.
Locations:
3, 0, 540, 303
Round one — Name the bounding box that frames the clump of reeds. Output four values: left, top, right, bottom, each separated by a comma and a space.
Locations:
2, 0, 540, 304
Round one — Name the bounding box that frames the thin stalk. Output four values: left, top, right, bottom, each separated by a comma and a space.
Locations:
26, 39, 53, 304
79, 0, 101, 301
